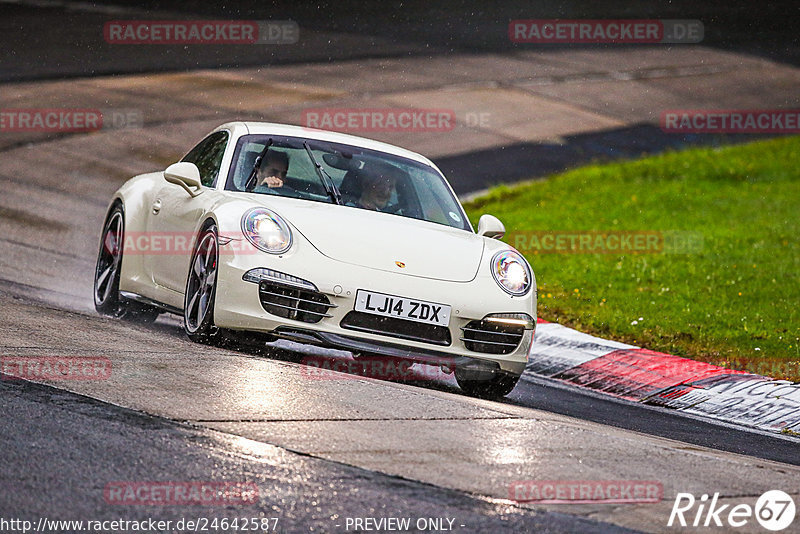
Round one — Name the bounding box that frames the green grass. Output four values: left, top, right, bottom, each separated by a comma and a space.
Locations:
464, 136, 800, 381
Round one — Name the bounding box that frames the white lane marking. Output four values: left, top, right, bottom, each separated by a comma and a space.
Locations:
673, 377, 800, 432
526, 322, 637, 377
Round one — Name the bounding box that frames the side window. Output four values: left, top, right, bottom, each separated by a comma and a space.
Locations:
181, 131, 229, 187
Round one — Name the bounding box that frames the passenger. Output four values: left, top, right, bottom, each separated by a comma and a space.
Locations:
354, 165, 400, 211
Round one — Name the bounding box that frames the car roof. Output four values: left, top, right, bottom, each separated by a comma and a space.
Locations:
217, 121, 437, 169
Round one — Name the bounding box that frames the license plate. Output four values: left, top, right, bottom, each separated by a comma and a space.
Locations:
355, 290, 451, 327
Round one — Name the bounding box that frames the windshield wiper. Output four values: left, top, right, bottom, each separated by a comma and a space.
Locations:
244, 138, 273, 192
303, 141, 342, 205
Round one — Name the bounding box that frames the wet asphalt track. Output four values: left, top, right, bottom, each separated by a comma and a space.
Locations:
2, 378, 631, 533
1, 271, 799, 533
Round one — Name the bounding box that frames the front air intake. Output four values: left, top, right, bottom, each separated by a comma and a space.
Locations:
258, 281, 334, 324
460, 319, 524, 354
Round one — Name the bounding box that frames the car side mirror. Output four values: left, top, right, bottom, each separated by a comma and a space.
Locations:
164, 162, 203, 197
477, 214, 505, 239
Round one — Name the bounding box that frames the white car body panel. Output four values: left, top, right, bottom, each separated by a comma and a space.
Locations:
262, 198, 484, 282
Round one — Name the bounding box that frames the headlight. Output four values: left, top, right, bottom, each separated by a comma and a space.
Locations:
491, 250, 532, 296
241, 208, 292, 254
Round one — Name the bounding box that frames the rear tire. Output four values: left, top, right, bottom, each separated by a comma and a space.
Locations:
455, 368, 521, 399
94, 204, 159, 323
183, 223, 220, 344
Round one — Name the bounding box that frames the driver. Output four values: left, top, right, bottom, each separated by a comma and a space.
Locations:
256, 150, 289, 189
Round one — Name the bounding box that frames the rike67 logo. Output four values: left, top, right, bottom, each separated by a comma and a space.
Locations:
668, 490, 795, 531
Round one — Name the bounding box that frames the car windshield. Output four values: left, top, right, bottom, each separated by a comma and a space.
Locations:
224, 134, 471, 231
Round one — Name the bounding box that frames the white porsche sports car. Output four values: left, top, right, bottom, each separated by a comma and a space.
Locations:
94, 122, 536, 397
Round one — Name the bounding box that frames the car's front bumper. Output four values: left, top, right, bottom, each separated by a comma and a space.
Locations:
213, 238, 535, 376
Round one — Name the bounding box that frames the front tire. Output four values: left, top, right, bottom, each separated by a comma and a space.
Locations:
455, 368, 521, 399
94, 205, 159, 323
183, 223, 220, 344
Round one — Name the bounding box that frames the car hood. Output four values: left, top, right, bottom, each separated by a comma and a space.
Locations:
265, 200, 484, 282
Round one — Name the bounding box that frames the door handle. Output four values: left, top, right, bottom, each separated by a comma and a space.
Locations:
152, 199, 162, 214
